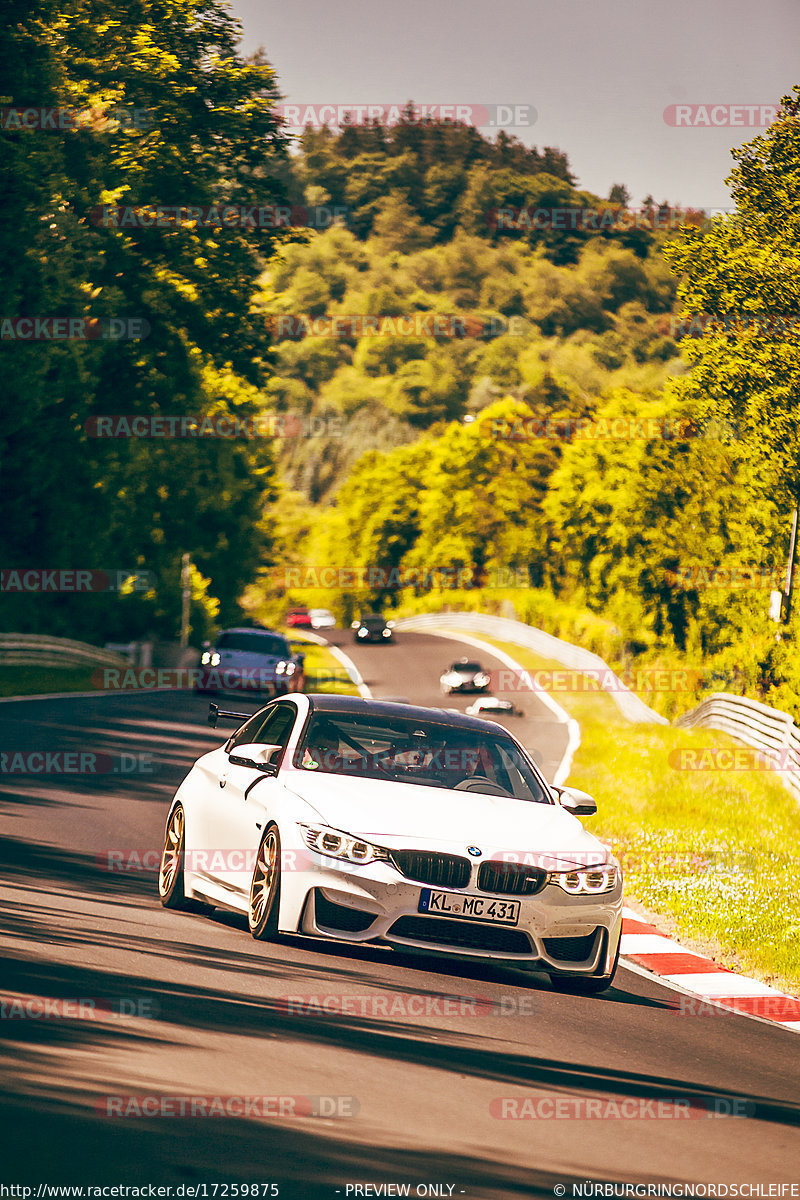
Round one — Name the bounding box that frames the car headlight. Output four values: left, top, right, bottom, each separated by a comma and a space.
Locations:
276, 660, 295, 675
300, 824, 390, 865
551, 865, 620, 894
474, 672, 490, 686
358, 627, 368, 635
201, 651, 220, 666
382, 628, 391, 637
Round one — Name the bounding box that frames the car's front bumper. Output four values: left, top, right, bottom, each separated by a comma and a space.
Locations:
291, 856, 622, 975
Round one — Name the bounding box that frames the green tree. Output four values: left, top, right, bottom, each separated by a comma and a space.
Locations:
0, 0, 290, 639
664, 87, 800, 516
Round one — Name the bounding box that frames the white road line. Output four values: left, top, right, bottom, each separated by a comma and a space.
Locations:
662, 972, 789, 997
620, 933, 704, 955
301, 630, 371, 698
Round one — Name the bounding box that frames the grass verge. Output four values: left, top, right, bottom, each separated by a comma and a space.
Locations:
0, 665, 100, 697
444, 628, 800, 996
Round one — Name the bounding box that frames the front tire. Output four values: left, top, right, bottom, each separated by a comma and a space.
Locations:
248, 824, 281, 941
548, 936, 621, 995
158, 804, 190, 909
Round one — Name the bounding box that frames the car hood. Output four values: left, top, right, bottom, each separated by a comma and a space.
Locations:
282, 771, 609, 868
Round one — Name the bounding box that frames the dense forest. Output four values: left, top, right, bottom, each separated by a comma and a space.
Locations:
3, 1, 800, 714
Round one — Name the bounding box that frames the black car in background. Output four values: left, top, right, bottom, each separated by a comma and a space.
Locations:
439, 658, 491, 694
351, 613, 395, 643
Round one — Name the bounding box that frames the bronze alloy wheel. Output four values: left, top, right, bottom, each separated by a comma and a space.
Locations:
248, 824, 281, 940
158, 805, 187, 908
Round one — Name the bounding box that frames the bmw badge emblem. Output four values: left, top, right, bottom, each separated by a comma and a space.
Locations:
467, 846, 482, 857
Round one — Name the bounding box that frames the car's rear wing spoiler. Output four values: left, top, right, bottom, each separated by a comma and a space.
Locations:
207, 702, 250, 729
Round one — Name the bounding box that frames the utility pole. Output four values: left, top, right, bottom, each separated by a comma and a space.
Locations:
784, 499, 799, 624
180, 553, 191, 647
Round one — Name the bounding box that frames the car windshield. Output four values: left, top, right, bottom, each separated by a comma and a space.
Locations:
294, 712, 550, 804
361, 615, 386, 627
452, 662, 481, 672
217, 632, 289, 656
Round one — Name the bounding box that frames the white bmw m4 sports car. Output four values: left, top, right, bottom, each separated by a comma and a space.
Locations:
159, 694, 623, 993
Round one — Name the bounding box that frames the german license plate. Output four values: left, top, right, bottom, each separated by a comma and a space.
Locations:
418, 889, 520, 926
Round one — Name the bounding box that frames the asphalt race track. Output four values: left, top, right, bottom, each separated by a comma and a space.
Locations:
1, 630, 799, 1195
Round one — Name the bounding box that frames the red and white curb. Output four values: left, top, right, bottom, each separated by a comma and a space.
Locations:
621, 907, 800, 1032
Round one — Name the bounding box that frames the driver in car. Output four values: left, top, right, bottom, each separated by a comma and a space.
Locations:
450, 743, 501, 790
301, 722, 342, 771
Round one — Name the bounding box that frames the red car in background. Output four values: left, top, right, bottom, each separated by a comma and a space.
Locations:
286, 606, 313, 629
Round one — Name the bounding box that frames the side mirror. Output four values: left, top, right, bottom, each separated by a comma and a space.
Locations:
228, 742, 283, 774
553, 785, 597, 816
351, 620, 360, 629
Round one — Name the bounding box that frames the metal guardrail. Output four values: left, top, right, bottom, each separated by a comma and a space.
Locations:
0, 633, 129, 670
675, 692, 800, 799
393, 611, 667, 724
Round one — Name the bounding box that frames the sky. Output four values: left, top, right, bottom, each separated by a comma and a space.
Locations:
229, 0, 799, 211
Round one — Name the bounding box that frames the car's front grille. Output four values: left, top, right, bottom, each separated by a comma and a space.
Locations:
388, 850, 471, 889
388, 915, 532, 954
313, 890, 377, 933
477, 860, 548, 896
543, 930, 600, 962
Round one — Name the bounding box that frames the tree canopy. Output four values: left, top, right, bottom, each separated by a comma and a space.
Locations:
1, 0, 291, 639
